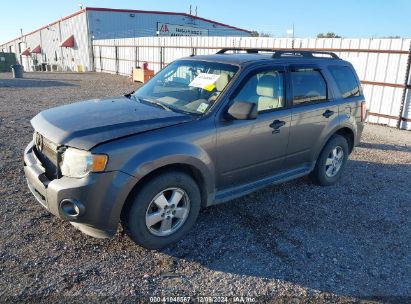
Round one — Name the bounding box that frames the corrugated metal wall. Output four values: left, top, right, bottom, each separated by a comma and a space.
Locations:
0, 9, 248, 72
0, 11, 91, 71
87, 10, 249, 39
59, 12, 92, 71
92, 36, 411, 130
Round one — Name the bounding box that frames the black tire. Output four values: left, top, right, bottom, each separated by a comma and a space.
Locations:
122, 171, 201, 249
310, 135, 349, 186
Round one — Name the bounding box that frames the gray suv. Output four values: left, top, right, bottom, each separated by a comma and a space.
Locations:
24, 49, 365, 249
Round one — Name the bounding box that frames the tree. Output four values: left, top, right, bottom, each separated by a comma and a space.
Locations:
250, 31, 259, 37
317, 32, 342, 38
250, 31, 272, 37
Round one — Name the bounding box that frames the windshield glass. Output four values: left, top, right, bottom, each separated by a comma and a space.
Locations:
132, 60, 239, 114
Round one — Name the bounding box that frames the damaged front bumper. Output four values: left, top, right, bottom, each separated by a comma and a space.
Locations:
23, 140, 137, 238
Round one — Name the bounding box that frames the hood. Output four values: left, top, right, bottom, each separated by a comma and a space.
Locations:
31, 97, 194, 150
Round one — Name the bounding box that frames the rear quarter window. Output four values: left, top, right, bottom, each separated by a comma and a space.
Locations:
329, 66, 361, 98
291, 69, 327, 105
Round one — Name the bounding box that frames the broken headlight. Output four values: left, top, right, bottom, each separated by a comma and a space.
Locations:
60, 147, 108, 178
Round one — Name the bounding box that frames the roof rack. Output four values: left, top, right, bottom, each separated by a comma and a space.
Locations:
272, 50, 340, 59
216, 48, 340, 59
216, 48, 277, 54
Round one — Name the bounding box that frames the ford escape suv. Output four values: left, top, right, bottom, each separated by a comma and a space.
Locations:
24, 49, 365, 249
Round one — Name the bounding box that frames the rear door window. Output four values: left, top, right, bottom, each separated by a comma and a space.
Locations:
291, 69, 327, 105
329, 66, 361, 98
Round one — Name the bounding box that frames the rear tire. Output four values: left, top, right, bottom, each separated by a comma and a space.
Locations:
122, 171, 201, 249
310, 135, 349, 186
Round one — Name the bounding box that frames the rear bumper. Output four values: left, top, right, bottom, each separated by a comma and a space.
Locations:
24, 141, 137, 238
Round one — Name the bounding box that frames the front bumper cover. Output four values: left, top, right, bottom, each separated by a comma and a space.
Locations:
24, 141, 137, 238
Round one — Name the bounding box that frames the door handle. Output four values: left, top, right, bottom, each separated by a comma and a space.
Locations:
269, 120, 286, 133
322, 109, 335, 118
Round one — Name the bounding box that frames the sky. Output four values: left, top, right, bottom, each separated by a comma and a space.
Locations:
1, 0, 410, 43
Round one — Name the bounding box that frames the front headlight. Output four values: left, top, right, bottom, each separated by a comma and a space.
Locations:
60, 147, 108, 178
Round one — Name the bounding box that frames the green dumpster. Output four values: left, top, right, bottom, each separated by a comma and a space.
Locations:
0, 52, 17, 72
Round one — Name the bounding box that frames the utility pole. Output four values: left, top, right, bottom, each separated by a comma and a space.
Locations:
286, 24, 295, 48
19, 28, 23, 65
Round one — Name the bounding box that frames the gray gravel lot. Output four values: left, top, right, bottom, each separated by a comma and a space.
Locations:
1, 72, 410, 303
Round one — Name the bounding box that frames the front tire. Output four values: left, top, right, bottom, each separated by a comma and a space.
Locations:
122, 171, 201, 249
310, 135, 349, 186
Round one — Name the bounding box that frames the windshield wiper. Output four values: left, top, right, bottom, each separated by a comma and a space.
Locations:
136, 97, 172, 111
134, 96, 201, 116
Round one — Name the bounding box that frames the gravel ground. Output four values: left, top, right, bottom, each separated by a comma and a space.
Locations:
1, 72, 410, 303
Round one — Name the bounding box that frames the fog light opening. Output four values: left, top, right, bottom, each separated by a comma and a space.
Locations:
60, 199, 85, 218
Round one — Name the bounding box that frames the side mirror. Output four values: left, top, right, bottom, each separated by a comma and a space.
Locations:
226, 101, 258, 120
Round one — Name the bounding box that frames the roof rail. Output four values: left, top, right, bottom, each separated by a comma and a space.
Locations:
216, 48, 278, 54
216, 48, 340, 59
272, 50, 340, 59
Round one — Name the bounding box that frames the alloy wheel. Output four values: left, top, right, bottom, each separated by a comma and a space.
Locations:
325, 146, 344, 177
145, 187, 190, 237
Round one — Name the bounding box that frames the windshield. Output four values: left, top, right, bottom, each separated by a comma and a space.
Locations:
132, 60, 239, 114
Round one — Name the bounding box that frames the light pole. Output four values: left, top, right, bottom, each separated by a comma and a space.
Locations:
286, 24, 295, 49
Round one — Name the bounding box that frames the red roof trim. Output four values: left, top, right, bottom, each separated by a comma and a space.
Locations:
86, 7, 251, 33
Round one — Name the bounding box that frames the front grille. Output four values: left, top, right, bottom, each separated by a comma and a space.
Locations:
33, 132, 59, 180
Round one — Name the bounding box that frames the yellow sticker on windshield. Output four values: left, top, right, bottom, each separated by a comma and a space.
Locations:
203, 84, 216, 91
189, 73, 220, 91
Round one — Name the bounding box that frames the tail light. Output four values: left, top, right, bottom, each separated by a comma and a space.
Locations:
360, 101, 366, 121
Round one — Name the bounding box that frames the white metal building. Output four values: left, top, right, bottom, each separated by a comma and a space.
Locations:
0, 7, 250, 72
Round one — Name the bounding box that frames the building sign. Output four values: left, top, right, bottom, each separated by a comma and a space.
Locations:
157, 23, 209, 36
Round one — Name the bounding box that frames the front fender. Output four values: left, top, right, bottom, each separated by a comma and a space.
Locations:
121, 141, 215, 199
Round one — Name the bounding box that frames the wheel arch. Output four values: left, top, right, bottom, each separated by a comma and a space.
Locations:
334, 127, 355, 153
313, 125, 355, 166
121, 162, 210, 223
